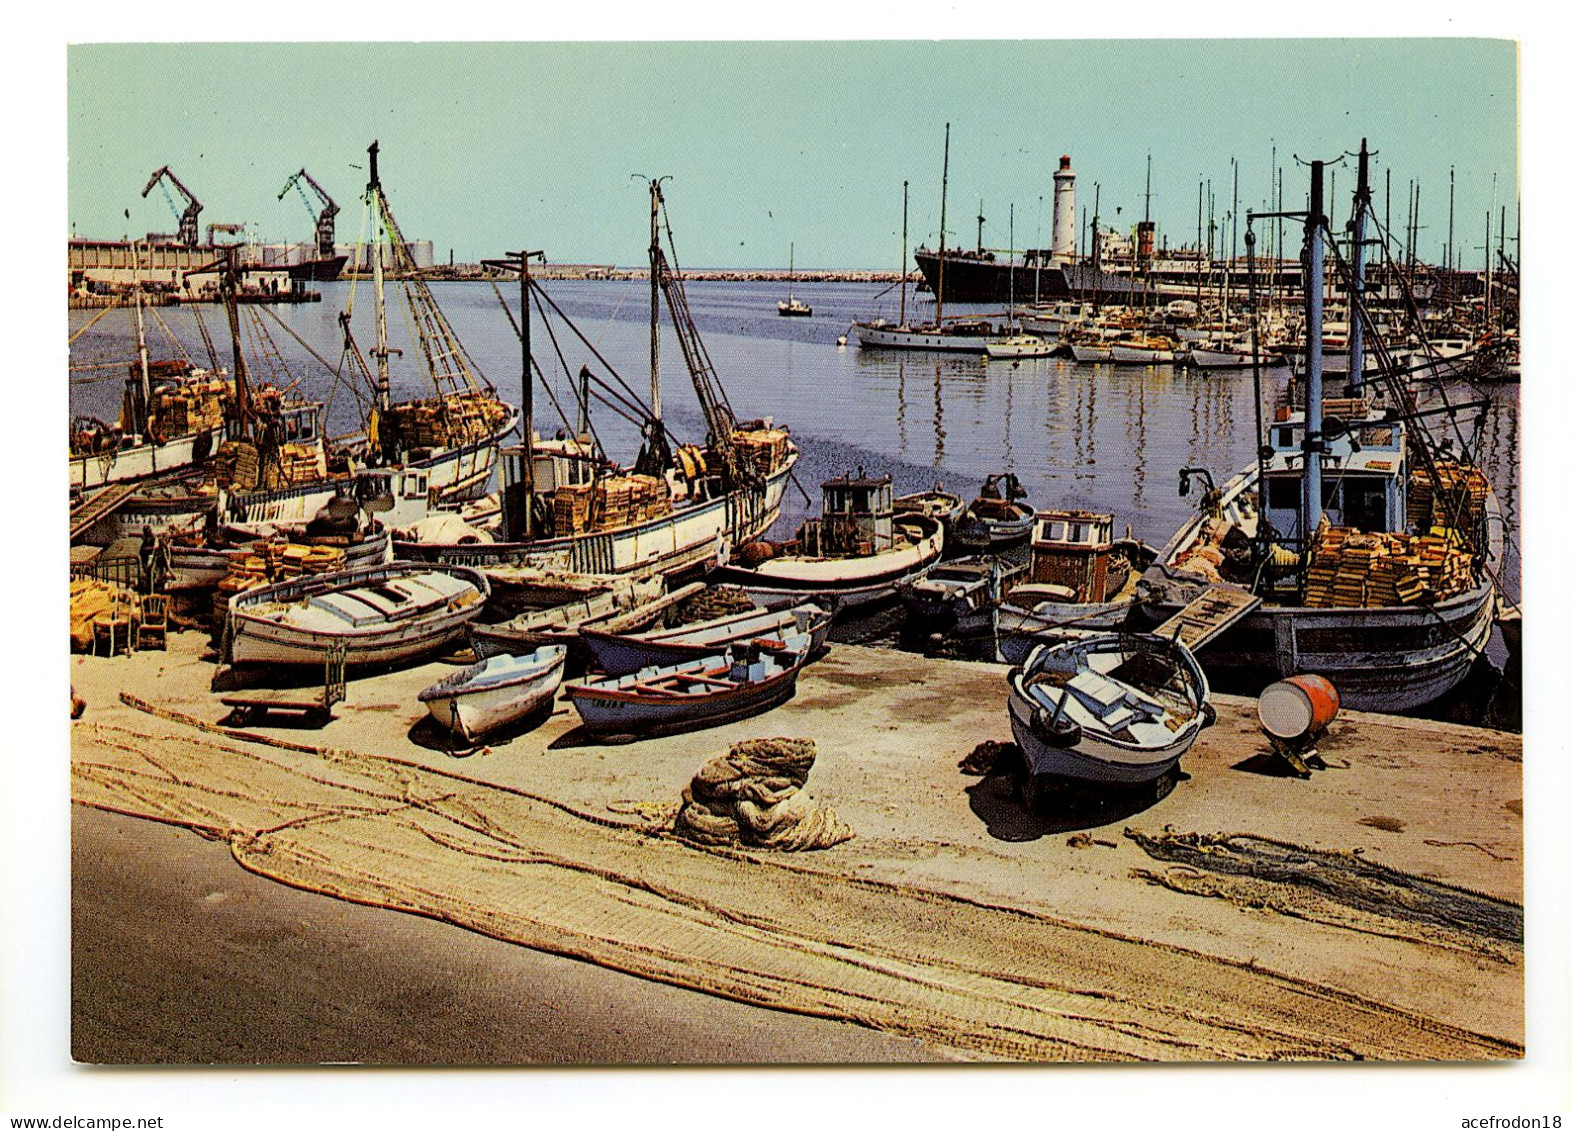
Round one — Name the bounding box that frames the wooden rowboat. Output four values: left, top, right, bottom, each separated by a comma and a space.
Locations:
565, 632, 813, 740
418, 645, 567, 742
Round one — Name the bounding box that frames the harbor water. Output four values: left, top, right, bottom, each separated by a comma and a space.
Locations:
68, 278, 1522, 725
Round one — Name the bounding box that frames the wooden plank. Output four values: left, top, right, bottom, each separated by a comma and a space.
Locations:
69, 482, 142, 540
1154, 586, 1263, 651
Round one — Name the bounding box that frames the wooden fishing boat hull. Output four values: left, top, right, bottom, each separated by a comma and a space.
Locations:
565, 645, 810, 739
953, 507, 1036, 552
1140, 464, 1508, 713
469, 587, 631, 660
1137, 576, 1497, 713
710, 514, 945, 612
394, 451, 796, 579
69, 424, 227, 494
995, 597, 1144, 664
899, 558, 1024, 636
168, 527, 391, 591
1006, 634, 1209, 786
894, 490, 966, 535
417, 645, 567, 741
226, 562, 489, 667
581, 603, 830, 677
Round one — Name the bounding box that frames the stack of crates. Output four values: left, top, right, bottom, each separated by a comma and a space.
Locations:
1408, 460, 1489, 532
212, 553, 271, 630
553, 483, 594, 535
594, 474, 671, 530
732, 427, 791, 475
1304, 527, 1477, 608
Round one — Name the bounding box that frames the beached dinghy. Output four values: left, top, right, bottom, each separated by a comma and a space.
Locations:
418, 645, 567, 742
565, 632, 813, 739
1006, 631, 1211, 792
225, 561, 489, 667
581, 601, 830, 677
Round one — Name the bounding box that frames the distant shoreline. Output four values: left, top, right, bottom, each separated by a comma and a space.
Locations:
376, 265, 911, 283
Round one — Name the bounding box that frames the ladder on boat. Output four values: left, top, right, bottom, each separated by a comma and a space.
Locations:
70, 482, 142, 541
1154, 585, 1262, 651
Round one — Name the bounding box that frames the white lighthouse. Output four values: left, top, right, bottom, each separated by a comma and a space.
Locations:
1051, 154, 1076, 265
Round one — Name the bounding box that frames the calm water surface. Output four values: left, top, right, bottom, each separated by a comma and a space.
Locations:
69, 277, 1522, 605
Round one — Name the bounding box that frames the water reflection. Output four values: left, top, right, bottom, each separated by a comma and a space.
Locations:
68, 279, 1519, 599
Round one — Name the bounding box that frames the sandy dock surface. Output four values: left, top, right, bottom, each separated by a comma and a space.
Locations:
68, 629, 1523, 1063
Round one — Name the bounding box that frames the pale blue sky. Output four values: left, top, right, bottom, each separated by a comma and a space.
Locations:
68, 39, 1517, 269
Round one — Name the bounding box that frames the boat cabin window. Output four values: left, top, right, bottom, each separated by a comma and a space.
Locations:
1274, 425, 1298, 450
1267, 476, 1299, 511
403, 472, 428, 499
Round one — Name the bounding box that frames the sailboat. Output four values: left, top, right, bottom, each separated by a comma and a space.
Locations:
1136, 142, 1506, 713
854, 126, 1003, 353
777, 243, 812, 317
397, 178, 798, 579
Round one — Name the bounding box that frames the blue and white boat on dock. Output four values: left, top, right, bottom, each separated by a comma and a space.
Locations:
565, 632, 813, 739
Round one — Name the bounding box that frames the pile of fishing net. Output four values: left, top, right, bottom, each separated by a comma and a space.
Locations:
674, 584, 757, 626
674, 737, 853, 852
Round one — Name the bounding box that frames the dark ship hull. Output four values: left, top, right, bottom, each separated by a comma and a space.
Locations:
285, 255, 349, 282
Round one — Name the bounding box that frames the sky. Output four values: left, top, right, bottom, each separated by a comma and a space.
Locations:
66, 39, 1519, 270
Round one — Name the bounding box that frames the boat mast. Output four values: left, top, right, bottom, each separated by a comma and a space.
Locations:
367, 141, 391, 425
899, 180, 909, 327
129, 239, 152, 431
936, 123, 949, 328
647, 177, 664, 427
511, 247, 544, 537
219, 246, 252, 436
1302, 160, 1327, 541
1008, 203, 1015, 325
1346, 139, 1373, 396
787, 242, 795, 304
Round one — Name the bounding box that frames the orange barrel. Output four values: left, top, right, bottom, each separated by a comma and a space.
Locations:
1257, 674, 1341, 741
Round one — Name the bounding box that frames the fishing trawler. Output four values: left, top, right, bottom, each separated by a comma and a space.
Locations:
337, 141, 518, 510
713, 470, 945, 612
1136, 144, 1507, 713
69, 258, 233, 496
397, 178, 797, 579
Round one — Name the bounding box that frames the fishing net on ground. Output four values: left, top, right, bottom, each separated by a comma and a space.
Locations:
674, 738, 854, 851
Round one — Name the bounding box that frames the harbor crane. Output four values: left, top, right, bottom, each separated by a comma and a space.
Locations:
142, 166, 202, 247
278, 168, 340, 260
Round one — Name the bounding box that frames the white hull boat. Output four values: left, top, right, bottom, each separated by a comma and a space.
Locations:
70, 425, 227, 494
714, 513, 945, 612
984, 334, 1056, 359
853, 320, 999, 353
226, 561, 489, 667
418, 645, 567, 742
1007, 632, 1211, 787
